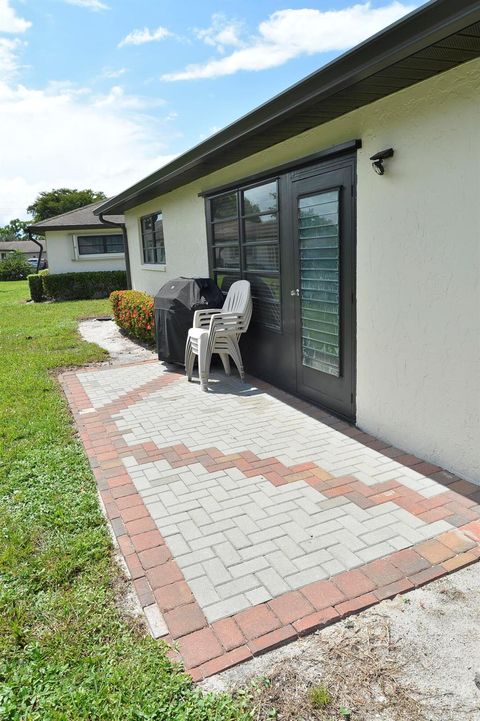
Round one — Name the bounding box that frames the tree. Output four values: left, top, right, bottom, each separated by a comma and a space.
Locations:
0, 218, 29, 241
27, 188, 107, 222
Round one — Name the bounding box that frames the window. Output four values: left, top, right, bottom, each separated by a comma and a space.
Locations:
208, 180, 281, 330
298, 190, 340, 377
77, 234, 124, 255
141, 212, 165, 265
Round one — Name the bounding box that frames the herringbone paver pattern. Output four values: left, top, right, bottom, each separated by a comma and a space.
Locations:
62, 361, 480, 679
122, 462, 451, 622
76, 368, 452, 621
77, 361, 164, 409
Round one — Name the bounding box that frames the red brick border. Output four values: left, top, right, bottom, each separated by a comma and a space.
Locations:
60, 363, 480, 681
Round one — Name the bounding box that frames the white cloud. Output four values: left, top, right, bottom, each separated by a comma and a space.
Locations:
194, 14, 245, 54
0, 37, 24, 78
101, 66, 128, 79
0, 81, 177, 223
0, 0, 31, 33
118, 26, 171, 48
63, 0, 110, 11
162, 2, 417, 81
93, 84, 167, 110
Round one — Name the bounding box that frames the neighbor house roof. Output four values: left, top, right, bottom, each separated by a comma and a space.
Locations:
96, 0, 480, 215
27, 199, 124, 233
0, 240, 45, 253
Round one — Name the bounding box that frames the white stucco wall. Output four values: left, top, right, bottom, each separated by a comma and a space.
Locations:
125, 59, 480, 482
45, 229, 126, 274
124, 186, 209, 297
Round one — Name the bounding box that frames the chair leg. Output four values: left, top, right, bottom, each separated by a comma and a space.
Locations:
185, 339, 195, 381
198, 334, 211, 391
219, 353, 231, 376
228, 339, 245, 381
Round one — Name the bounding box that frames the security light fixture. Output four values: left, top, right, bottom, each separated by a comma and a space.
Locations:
370, 148, 394, 175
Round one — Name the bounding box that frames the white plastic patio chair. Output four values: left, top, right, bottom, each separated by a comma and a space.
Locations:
185, 280, 252, 391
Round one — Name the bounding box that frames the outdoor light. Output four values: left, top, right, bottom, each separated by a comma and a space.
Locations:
370, 147, 394, 175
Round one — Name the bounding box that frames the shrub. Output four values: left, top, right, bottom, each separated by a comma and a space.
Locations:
28, 273, 44, 302
42, 270, 127, 301
0, 251, 32, 281
110, 290, 155, 344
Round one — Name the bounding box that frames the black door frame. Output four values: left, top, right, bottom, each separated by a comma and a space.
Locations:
282, 157, 357, 420
204, 142, 358, 422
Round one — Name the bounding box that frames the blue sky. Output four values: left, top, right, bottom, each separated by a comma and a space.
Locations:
0, 0, 421, 222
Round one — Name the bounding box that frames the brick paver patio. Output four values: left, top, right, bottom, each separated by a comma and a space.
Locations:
61, 360, 480, 680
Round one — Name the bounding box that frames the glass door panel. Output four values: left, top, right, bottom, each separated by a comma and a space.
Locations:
298, 189, 340, 377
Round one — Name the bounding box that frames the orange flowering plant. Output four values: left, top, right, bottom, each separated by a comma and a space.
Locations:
110, 290, 155, 344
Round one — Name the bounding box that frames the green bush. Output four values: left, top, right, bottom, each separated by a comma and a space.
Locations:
0, 251, 32, 281
42, 270, 127, 301
110, 289, 155, 343
27, 273, 44, 302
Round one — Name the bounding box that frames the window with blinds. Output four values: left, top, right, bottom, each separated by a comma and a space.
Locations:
298, 189, 340, 376
77, 234, 124, 255
208, 180, 281, 331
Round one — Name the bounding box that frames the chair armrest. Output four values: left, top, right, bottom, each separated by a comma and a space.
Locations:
193, 308, 222, 329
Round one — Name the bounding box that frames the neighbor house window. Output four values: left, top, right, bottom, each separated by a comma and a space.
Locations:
77, 234, 124, 255
141, 212, 165, 264
207, 180, 281, 330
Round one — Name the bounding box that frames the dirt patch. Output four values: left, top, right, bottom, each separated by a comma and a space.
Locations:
204, 564, 480, 721
239, 615, 423, 721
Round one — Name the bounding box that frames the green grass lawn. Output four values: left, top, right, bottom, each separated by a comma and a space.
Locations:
0, 282, 249, 721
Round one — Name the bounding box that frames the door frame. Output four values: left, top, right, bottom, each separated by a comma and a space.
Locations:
284, 156, 357, 421
203, 143, 358, 422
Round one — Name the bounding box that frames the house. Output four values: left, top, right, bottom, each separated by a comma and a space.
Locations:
27, 200, 127, 276
95, 0, 480, 483
0, 239, 46, 263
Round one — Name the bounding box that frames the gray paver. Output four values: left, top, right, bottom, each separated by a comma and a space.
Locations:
256, 567, 290, 597
204, 594, 251, 623
203, 557, 231, 585
189, 576, 220, 606
164, 534, 191, 556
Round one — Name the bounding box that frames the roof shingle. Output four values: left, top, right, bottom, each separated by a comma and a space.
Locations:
26, 199, 124, 233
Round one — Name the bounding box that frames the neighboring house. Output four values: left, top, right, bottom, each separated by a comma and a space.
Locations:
95, 1, 480, 483
27, 200, 126, 275
0, 239, 45, 263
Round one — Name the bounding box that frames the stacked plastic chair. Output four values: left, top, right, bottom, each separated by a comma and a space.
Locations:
185, 280, 252, 391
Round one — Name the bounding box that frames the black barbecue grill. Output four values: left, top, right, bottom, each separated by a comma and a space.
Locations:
154, 277, 224, 365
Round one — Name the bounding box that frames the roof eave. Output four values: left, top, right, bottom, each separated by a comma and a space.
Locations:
26, 223, 119, 233
95, 0, 480, 216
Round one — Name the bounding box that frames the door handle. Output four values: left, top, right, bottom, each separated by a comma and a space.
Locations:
290, 289, 300, 296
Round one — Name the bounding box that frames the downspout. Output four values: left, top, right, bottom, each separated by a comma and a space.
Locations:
28, 232, 43, 273
98, 213, 132, 289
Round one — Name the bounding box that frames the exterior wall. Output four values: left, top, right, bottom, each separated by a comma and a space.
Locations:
45, 229, 126, 274
124, 185, 209, 297
125, 59, 480, 482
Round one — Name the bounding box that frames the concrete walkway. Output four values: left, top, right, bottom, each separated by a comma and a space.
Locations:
61, 360, 480, 680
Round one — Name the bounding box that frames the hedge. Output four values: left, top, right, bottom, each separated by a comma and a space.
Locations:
28, 269, 49, 302
110, 290, 155, 344
28, 273, 44, 302
42, 270, 127, 301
